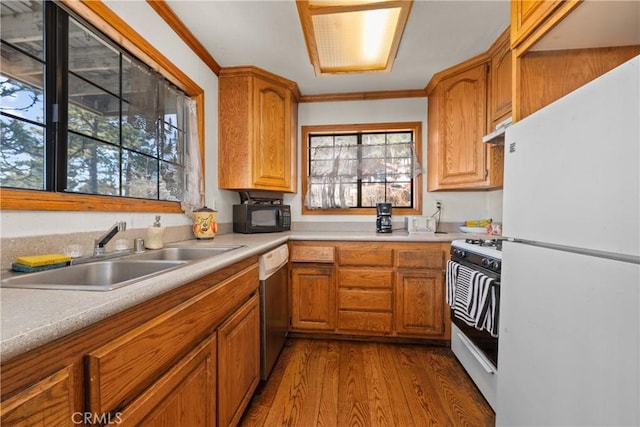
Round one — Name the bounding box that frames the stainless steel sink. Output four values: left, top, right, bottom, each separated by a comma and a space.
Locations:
1, 245, 244, 291
1, 260, 186, 291
125, 245, 243, 262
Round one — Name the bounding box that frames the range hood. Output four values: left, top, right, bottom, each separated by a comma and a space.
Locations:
482, 117, 512, 144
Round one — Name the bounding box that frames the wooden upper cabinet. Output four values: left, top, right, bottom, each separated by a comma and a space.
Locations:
511, 0, 640, 121
427, 61, 492, 190
488, 28, 512, 128
510, 0, 566, 49
218, 66, 299, 193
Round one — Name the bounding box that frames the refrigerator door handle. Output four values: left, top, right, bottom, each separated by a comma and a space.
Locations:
457, 332, 496, 374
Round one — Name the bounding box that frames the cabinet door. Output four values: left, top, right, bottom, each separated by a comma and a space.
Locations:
218, 67, 297, 193
489, 32, 512, 126
291, 265, 336, 331
395, 269, 446, 337
117, 335, 217, 427
253, 78, 293, 191
217, 294, 260, 427
511, 0, 563, 48
86, 264, 258, 416
1, 365, 79, 427
432, 63, 488, 188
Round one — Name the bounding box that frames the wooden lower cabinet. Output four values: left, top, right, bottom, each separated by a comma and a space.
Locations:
290, 265, 336, 331
289, 241, 450, 341
337, 266, 393, 335
217, 294, 260, 427
0, 259, 260, 427
118, 335, 217, 426
0, 364, 80, 427
395, 269, 446, 337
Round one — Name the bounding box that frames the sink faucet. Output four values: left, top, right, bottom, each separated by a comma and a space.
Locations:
94, 221, 126, 256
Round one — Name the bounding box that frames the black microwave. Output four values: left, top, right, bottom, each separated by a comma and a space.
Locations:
233, 204, 291, 233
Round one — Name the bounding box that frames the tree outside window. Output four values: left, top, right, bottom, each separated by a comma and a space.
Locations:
302, 122, 423, 215
0, 0, 190, 204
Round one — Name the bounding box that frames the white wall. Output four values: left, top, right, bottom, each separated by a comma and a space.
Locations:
292, 98, 502, 224
0, 2, 232, 238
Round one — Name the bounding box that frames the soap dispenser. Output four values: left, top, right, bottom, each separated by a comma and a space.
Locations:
145, 215, 165, 249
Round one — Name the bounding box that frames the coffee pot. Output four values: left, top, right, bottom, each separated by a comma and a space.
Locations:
192, 206, 217, 239
376, 203, 393, 233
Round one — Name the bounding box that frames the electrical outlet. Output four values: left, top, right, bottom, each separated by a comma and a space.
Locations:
435, 200, 443, 211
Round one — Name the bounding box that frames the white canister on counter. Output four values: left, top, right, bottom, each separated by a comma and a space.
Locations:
145, 215, 165, 249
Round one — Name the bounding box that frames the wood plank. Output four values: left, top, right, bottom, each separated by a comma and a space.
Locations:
337, 341, 371, 426
261, 339, 323, 425
362, 343, 395, 426
369, 344, 414, 427
381, 344, 444, 425
315, 340, 339, 427
239, 339, 495, 426
420, 347, 495, 426
239, 340, 296, 426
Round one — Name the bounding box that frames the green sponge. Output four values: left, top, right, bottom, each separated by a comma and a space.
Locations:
11, 262, 69, 273
14, 254, 72, 268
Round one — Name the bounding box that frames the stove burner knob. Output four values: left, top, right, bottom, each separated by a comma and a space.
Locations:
491, 260, 501, 270
453, 249, 466, 258
481, 257, 491, 267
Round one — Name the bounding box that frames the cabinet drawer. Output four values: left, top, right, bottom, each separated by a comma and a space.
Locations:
338, 289, 392, 311
396, 249, 445, 269
338, 268, 393, 289
290, 244, 335, 263
338, 311, 392, 333
86, 264, 258, 414
337, 247, 393, 266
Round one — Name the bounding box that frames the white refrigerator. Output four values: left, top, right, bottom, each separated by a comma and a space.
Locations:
497, 55, 640, 426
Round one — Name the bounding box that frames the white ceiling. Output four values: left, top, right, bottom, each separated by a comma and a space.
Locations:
165, 0, 511, 95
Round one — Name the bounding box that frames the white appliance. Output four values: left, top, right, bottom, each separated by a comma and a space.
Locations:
449, 239, 502, 410
497, 56, 640, 426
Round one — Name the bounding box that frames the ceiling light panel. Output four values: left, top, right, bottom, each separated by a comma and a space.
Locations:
297, 0, 413, 75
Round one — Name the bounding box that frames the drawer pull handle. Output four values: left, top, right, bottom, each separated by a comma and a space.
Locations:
456, 332, 496, 375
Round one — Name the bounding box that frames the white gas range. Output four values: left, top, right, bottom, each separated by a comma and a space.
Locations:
448, 238, 503, 411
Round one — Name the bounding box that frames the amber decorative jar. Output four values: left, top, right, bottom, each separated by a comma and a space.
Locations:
192, 206, 217, 239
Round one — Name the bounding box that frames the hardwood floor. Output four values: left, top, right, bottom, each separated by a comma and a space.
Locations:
240, 339, 495, 426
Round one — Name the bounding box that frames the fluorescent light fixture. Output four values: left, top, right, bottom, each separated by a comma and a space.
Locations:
297, 0, 413, 75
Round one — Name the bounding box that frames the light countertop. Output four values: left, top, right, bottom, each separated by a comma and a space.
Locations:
0, 230, 479, 360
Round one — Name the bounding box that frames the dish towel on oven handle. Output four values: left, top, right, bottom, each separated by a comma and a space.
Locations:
446, 260, 499, 338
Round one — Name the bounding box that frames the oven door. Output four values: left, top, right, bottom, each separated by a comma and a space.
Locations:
448, 255, 500, 366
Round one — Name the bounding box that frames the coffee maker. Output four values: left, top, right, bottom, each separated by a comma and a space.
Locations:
376, 203, 393, 233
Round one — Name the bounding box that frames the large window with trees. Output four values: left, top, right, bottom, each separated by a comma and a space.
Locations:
0, 0, 197, 210
302, 122, 423, 215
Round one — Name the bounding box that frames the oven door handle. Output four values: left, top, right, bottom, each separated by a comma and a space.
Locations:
456, 332, 496, 375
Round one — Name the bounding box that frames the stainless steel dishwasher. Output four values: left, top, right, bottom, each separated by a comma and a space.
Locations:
258, 244, 289, 380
